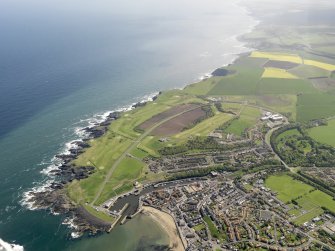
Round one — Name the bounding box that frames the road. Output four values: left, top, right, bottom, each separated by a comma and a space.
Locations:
91, 104, 205, 205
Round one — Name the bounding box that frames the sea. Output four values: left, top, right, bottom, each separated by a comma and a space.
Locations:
0, 0, 258, 250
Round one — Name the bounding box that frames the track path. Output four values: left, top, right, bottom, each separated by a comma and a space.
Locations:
91, 104, 205, 205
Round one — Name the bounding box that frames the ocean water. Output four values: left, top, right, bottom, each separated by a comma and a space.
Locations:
0, 0, 257, 250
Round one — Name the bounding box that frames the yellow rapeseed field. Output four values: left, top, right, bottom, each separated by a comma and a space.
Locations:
250, 51, 303, 64
303, 59, 335, 71
261, 67, 299, 79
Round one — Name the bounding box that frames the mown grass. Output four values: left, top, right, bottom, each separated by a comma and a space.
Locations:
130, 147, 149, 159
308, 119, 335, 147
266, 174, 335, 225
265, 174, 313, 203
83, 204, 115, 223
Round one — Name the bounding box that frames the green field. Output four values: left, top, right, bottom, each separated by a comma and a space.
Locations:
173, 111, 233, 142
289, 64, 330, 79
224, 106, 260, 136
308, 119, 335, 147
266, 174, 335, 225
185, 77, 222, 95
207, 58, 265, 96
257, 78, 316, 94
265, 174, 313, 203
297, 93, 335, 121
68, 90, 208, 205
203, 216, 221, 239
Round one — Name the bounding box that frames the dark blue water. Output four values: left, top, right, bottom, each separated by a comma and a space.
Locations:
0, 0, 256, 250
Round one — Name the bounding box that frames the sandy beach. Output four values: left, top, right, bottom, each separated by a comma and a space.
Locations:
141, 206, 185, 251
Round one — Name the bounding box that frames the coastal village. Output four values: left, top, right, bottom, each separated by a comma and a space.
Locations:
99, 109, 335, 250
26, 47, 335, 251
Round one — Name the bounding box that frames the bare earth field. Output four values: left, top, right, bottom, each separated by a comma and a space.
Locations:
137, 104, 199, 131
263, 60, 299, 69
151, 107, 206, 136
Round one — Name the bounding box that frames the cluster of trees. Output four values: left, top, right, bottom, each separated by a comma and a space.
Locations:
298, 171, 335, 196
159, 136, 253, 156
288, 172, 335, 198
167, 165, 238, 180
218, 116, 238, 131
187, 136, 252, 151
271, 125, 335, 167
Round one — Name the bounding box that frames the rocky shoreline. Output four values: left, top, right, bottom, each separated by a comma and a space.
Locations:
23, 47, 256, 237
24, 93, 162, 237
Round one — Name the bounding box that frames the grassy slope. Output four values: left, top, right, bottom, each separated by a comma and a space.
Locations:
224, 106, 260, 136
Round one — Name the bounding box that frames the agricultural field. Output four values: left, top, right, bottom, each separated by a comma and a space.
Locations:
308, 119, 335, 147
297, 93, 335, 122
151, 106, 207, 136
303, 59, 335, 72
263, 60, 299, 70
137, 103, 198, 131
289, 64, 330, 79
261, 67, 298, 79
207, 58, 265, 96
257, 78, 316, 94
250, 51, 303, 64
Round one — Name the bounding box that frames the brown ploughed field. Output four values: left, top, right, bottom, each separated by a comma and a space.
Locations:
137, 104, 199, 131
151, 107, 206, 136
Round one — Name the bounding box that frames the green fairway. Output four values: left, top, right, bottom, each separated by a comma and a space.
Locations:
265, 174, 313, 203
308, 119, 335, 147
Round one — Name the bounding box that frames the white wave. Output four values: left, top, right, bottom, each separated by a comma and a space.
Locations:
22, 91, 161, 211
0, 239, 24, 251
198, 73, 212, 81
62, 218, 83, 239
21, 180, 53, 210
